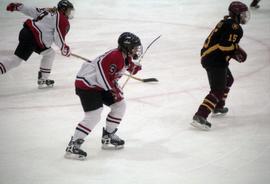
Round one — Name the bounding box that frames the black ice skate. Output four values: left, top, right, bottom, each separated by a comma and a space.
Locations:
37, 79, 55, 89
37, 71, 54, 89
65, 137, 87, 160
191, 115, 211, 131
101, 128, 125, 150
212, 107, 229, 116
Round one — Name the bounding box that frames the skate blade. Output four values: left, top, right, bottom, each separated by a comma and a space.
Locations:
102, 144, 124, 150
64, 152, 86, 160
190, 121, 210, 131
211, 112, 227, 117
38, 84, 54, 89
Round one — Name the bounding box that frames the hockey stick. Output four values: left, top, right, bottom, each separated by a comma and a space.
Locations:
70, 53, 91, 62
121, 35, 161, 88
123, 73, 158, 82
70, 53, 158, 83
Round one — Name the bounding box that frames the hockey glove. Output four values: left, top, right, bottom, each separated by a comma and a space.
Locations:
6, 3, 22, 12
61, 44, 71, 57
232, 46, 247, 63
111, 83, 124, 102
127, 62, 142, 75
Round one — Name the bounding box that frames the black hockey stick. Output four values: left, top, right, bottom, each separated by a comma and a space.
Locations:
123, 73, 158, 82
70, 53, 158, 83
122, 35, 161, 88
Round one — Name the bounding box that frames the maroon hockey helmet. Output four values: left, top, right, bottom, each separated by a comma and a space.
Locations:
228, 1, 250, 24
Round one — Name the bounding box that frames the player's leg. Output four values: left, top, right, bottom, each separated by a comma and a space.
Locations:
37, 48, 56, 88
213, 68, 234, 114
191, 67, 226, 130
101, 91, 126, 149
65, 89, 103, 160
0, 55, 23, 74
0, 27, 34, 74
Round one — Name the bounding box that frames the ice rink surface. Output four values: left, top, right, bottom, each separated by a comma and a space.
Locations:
0, 0, 270, 183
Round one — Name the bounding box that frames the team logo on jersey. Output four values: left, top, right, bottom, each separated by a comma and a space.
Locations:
109, 64, 117, 74
232, 23, 239, 30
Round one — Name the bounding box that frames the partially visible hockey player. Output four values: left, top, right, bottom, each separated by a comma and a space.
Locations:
250, 0, 261, 8
65, 32, 143, 160
0, 0, 74, 88
191, 1, 250, 130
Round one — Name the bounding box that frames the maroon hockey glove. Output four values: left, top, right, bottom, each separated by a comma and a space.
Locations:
6, 3, 22, 12
61, 44, 71, 57
111, 84, 124, 102
232, 46, 247, 63
127, 62, 142, 75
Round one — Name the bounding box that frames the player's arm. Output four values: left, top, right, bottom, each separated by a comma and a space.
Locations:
96, 55, 123, 91
220, 22, 247, 62
218, 22, 242, 56
6, 3, 44, 19
126, 58, 142, 75
53, 12, 70, 56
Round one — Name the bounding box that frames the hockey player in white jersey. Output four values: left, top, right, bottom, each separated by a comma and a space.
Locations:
0, 0, 74, 88
65, 32, 143, 160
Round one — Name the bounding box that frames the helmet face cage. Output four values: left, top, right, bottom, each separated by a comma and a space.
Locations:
132, 45, 143, 60
229, 1, 249, 24
57, 0, 74, 19
118, 32, 143, 60
240, 11, 250, 24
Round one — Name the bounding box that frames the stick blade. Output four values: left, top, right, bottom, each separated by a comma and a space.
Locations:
142, 78, 159, 82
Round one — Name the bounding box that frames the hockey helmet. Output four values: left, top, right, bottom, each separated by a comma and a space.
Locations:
57, 0, 74, 19
118, 32, 143, 60
229, 1, 250, 24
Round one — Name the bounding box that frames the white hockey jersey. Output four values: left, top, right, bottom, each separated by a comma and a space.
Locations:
17, 4, 69, 50
75, 49, 133, 91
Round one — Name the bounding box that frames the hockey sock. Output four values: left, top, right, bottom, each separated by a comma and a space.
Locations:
0, 62, 6, 74
39, 48, 55, 79
216, 87, 230, 109
0, 55, 22, 74
73, 107, 103, 140
106, 115, 122, 133
106, 101, 126, 133
196, 93, 219, 119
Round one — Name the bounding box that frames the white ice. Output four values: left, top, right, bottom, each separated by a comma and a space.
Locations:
0, 0, 270, 183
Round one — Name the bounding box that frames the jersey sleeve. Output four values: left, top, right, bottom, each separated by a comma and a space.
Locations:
96, 52, 124, 91
218, 21, 243, 55
53, 12, 70, 50
18, 4, 44, 19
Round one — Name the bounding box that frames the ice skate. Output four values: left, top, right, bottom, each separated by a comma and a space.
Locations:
65, 137, 87, 160
212, 107, 228, 116
37, 71, 54, 89
191, 114, 211, 131
37, 79, 55, 89
101, 128, 125, 150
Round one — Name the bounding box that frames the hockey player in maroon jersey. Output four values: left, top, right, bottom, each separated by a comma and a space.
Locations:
191, 1, 250, 130
0, 0, 74, 88
65, 32, 143, 160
